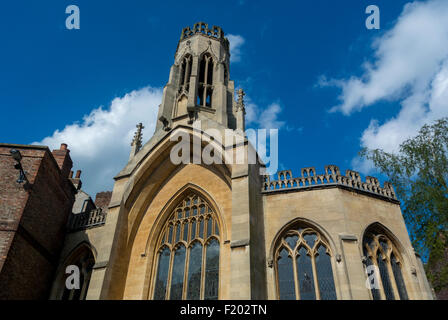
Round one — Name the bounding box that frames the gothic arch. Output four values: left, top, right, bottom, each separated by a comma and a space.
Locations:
120, 127, 233, 243
198, 47, 219, 65
360, 222, 413, 300
269, 218, 339, 300
143, 183, 228, 256
269, 217, 337, 262
50, 241, 96, 300
144, 184, 226, 299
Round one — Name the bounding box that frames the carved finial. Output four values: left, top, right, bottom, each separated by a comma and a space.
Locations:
131, 123, 144, 152
237, 88, 245, 112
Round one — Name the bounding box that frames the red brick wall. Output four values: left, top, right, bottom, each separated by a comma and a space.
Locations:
95, 191, 112, 210
0, 144, 76, 299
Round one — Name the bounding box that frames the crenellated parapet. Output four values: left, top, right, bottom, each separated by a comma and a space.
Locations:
262, 165, 397, 201
180, 22, 228, 47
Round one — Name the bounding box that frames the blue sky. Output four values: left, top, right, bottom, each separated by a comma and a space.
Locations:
1, 0, 448, 196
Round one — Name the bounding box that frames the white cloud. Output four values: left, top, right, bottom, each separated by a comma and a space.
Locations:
245, 99, 285, 130
243, 96, 286, 174
34, 86, 163, 196
323, 0, 448, 173
227, 34, 245, 63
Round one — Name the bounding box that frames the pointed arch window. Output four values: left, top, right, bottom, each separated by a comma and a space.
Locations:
153, 193, 220, 300
274, 224, 337, 300
56, 245, 95, 300
197, 54, 213, 107
362, 229, 409, 300
179, 54, 192, 93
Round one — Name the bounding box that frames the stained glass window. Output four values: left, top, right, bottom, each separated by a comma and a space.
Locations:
153, 193, 220, 300
275, 224, 337, 300
362, 229, 409, 300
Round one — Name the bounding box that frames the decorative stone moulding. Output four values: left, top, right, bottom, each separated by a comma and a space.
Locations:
262, 165, 397, 201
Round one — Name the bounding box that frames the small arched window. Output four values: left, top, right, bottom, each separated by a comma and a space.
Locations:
362, 228, 409, 300
197, 53, 213, 107
179, 54, 192, 93
59, 245, 95, 300
153, 193, 220, 300
274, 223, 337, 300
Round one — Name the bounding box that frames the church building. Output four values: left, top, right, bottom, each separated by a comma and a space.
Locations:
48, 22, 434, 300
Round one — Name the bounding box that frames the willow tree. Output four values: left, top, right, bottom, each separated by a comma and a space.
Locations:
360, 118, 448, 296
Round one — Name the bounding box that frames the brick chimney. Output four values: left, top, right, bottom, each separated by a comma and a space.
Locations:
52, 143, 73, 178
94, 191, 112, 210
69, 169, 83, 190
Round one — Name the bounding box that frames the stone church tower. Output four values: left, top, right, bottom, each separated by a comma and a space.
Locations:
50, 22, 434, 300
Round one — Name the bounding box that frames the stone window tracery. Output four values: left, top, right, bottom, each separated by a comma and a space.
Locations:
362, 229, 409, 300
197, 54, 213, 107
59, 246, 95, 300
274, 224, 337, 300
179, 54, 192, 93
153, 193, 220, 300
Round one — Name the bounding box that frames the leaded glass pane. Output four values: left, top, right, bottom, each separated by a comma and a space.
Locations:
363, 245, 381, 300
185, 208, 190, 217
175, 224, 181, 243
285, 235, 298, 250
204, 239, 219, 300
190, 220, 197, 241
366, 236, 375, 251
380, 239, 388, 253
199, 219, 204, 239
207, 218, 212, 238
215, 221, 219, 236
183, 223, 188, 242
304, 233, 317, 249
315, 245, 336, 300
296, 247, 315, 300
391, 254, 408, 300
177, 210, 182, 219
154, 247, 170, 300
168, 225, 173, 244
277, 248, 295, 300
377, 253, 394, 300
170, 245, 186, 300
186, 242, 203, 300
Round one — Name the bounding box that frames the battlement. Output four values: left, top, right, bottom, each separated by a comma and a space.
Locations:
180, 22, 226, 42
263, 165, 397, 201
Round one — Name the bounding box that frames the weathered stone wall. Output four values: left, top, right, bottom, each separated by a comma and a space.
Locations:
262, 186, 431, 300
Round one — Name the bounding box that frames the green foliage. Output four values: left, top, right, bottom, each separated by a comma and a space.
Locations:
360, 118, 448, 294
